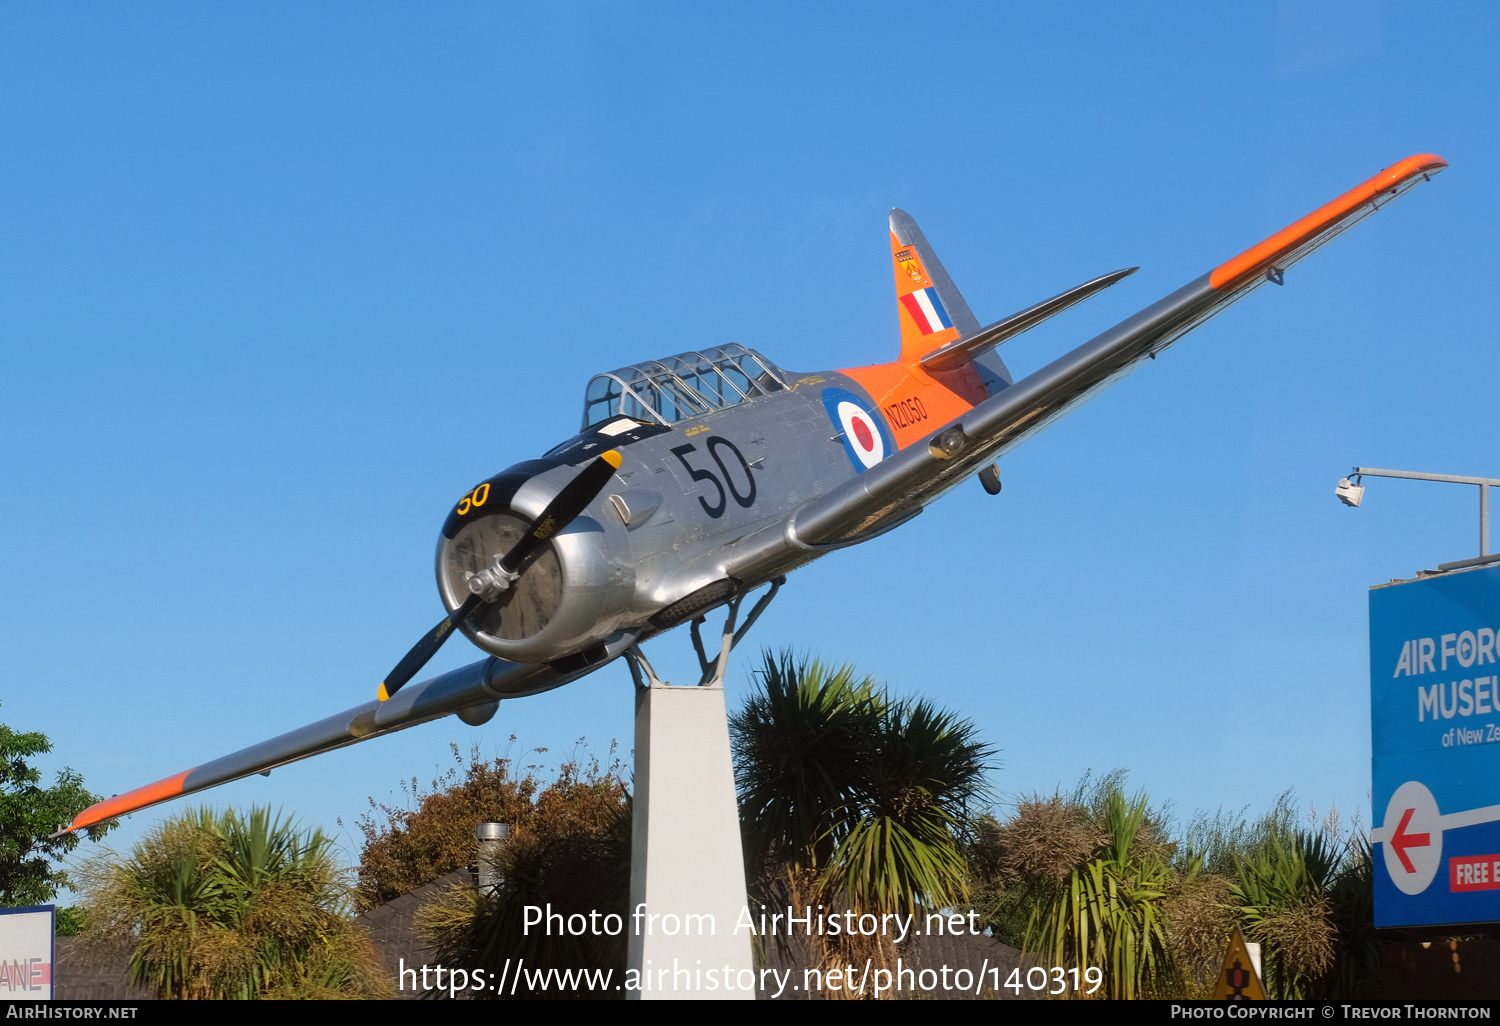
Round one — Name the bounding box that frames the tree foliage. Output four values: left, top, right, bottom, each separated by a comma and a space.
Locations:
1225, 818, 1377, 999
969, 777, 1381, 1000
966, 775, 1175, 998
0, 705, 113, 906
734, 651, 990, 910
1023, 787, 1171, 999
79, 807, 390, 1000
356, 742, 630, 999
731, 651, 991, 989
414, 752, 631, 1000
1230, 828, 1338, 997
355, 742, 551, 911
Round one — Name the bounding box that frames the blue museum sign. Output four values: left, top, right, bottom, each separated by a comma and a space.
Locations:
1372, 563, 1500, 928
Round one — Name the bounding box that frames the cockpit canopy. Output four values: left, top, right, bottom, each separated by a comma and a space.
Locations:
583, 345, 788, 429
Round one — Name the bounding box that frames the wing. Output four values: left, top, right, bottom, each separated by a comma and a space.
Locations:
785, 154, 1448, 547
53, 633, 640, 836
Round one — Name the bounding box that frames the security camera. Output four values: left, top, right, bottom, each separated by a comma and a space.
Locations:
1336, 477, 1364, 508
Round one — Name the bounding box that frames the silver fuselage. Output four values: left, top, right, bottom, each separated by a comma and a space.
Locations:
436, 367, 890, 667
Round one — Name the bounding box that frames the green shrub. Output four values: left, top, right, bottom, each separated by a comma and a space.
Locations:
79, 807, 390, 1000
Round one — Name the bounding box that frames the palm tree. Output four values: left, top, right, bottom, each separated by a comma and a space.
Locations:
1023, 786, 1172, 999
1180, 795, 1378, 999
79, 806, 389, 999
1229, 824, 1384, 999
730, 650, 992, 984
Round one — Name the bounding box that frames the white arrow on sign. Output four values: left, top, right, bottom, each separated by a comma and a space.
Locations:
1372, 781, 1500, 895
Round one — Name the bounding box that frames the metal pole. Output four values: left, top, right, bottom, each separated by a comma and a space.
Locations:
1353, 468, 1500, 560
1483, 483, 1490, 558
1354, 467, 1500, 487
475, 822, 509, 895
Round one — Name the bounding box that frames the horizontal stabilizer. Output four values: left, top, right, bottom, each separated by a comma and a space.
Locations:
921, 267, 1138, 373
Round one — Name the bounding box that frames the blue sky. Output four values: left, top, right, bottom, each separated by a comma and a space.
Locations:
3, 2, 1496, 876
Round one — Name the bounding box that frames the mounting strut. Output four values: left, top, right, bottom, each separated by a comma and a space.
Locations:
624, 576, 785, 690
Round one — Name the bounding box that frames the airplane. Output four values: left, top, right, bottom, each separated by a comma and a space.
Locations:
56, 153, 1448, 837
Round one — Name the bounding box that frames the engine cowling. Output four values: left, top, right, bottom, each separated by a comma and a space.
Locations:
434, 460, 636, 664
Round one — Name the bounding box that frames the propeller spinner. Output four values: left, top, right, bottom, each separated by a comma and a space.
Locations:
376, 449, 624, 702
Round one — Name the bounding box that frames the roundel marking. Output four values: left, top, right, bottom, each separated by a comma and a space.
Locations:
836, 400, 885, 469
851, 417, 874, 453
820, 386, 894, 473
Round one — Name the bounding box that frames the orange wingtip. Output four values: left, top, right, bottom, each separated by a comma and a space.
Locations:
1209, 154, 1448, 291
64, 769, 194, 833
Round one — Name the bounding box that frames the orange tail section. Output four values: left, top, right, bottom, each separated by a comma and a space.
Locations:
892, 230, 962, 363
842, 211, 997, 451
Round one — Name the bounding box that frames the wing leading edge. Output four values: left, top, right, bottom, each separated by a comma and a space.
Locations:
781, 154, 1448, 547
54, 632, 644, 836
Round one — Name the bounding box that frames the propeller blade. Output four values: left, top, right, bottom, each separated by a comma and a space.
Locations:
498, 449, 623, 574
376, 593, 481, 702
376, 450, 623, 702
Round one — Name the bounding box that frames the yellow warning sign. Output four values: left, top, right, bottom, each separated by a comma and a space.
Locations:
1211, 927, 1266, 1000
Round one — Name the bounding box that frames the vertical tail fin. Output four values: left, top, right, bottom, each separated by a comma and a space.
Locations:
889, 210, 1011, 389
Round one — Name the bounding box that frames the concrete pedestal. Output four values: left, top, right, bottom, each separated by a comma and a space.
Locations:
627, 681, 754, 999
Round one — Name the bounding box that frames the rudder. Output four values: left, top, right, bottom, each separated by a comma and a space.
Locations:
889, 210, 1011, 390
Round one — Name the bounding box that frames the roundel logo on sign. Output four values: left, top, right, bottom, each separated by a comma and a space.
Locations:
821, 388, 893, 472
